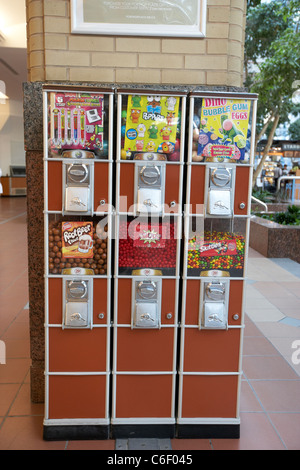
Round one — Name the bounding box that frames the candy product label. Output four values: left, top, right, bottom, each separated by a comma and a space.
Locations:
62, 221, 93, 259
198, 239, 237, 257
133, 223, 167, 249
124, 95, 180, 156
188, 230, 245, 277
197, 98, 251, 162
49, 92, 104, 157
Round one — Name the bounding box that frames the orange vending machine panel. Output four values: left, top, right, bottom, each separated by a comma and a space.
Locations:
112, 89, 187, 438
178, 92, 257, 438
43, 86, 114, 440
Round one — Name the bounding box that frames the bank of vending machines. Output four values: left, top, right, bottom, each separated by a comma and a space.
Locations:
112, 89, 187, 437
43, 87, 114, 440
42, 85, 257, 440
177, 92, 257, 438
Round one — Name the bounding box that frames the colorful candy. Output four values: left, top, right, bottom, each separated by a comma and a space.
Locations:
187, 230, 245, 274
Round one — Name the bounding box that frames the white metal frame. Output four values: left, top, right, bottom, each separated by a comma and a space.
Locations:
112, 90, 187, 427
43, 87, 114, 430
177, 93, 258, 427
71, 0, 207, 38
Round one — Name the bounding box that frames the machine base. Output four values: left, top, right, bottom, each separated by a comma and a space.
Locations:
43, 424, 110, 441
112, 424, 175, 439
177, 424, 240, 439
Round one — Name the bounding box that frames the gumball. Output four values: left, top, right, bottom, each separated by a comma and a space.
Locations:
222, 119, 233, 131
193, 127, 199, 141
102, 140, 108, 153
168, 151, 180, 161
193, 115, 200, 127
192, 151, 203, 162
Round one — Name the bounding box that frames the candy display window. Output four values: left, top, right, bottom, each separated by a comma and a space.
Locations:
190, 94, 255, 164
47, 215, 110, 277
46, 89, 112, 160
117, 215, 180, 277
185, 216, 247, 278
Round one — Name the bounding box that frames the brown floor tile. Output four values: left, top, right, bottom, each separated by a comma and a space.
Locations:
0, 384, 20, 416
8, 383, 44, 417
0, 358, 31, 384
250, 380, 300, 413
243, 356, 298, 380
5, 338, 30, 359
284, 282, 300, 299
0, 415, 66, 450
243, 336, 279, 356
269, 296, 300, 311
240, 380, 264, 412
244, 315, 264, 337
268, 413, 300, 450
253, 282, 295, 299
211, 413, 286, 450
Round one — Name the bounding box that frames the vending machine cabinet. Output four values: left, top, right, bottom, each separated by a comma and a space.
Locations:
178, 91, 257, 439
112, 89, 187, 438
43, 86, 114, 441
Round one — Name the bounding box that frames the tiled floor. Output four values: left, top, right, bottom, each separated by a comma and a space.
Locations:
0, 196, 300, 450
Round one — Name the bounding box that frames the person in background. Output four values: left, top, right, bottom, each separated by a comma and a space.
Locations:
282, 164, 288, 175
273, 163, 282, 191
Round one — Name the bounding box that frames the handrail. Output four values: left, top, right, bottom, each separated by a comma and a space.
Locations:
276, 175, 300, 192
251, 195, 268, 212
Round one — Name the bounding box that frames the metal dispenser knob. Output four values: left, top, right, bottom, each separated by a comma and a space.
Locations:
211, 167, 231, 187
67, 280, 88, 299
205, 282, 226, 301
67, 163, 89, 183
137, 280, 157, 299
140, 165, 160, 185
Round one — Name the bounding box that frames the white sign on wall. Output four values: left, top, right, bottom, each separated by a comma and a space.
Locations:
71, 0, 207, 37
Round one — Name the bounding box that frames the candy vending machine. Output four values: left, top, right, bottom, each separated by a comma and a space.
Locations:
43, 86, 114, 440
177, 91, 257, 438
112, 89, 187, 438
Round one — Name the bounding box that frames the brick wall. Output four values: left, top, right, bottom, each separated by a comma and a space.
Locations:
26, 0, 246, 88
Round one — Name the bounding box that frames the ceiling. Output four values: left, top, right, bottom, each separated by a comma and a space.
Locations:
0, 0, 27, 102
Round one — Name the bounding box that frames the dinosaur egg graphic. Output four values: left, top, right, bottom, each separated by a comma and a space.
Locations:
222, 119, 233, 131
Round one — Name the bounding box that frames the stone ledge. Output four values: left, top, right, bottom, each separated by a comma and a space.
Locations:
250, 215, 300, 263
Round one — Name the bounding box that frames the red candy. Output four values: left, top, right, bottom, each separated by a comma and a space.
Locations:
119, 220, 177, 270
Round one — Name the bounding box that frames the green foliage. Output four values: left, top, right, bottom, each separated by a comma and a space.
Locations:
258, 205, 300, 225
245, 0, 300, 139
289, 118, 300, 140
245, 1, 289, 67
252, 189, 274, 202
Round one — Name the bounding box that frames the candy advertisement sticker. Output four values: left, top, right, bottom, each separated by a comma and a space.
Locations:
49, 92, 104, 156
124, 95, 180, 155
62, 221, 93, 258
133, 223, 167, 249
197, 98, 251, 161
